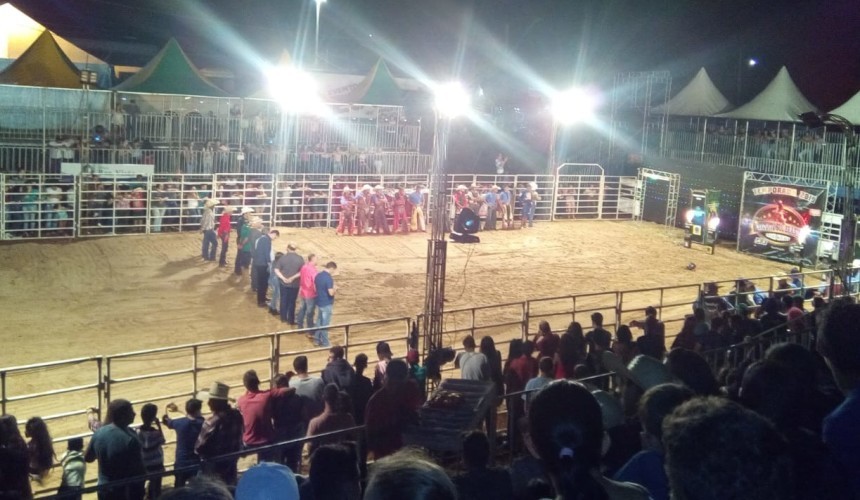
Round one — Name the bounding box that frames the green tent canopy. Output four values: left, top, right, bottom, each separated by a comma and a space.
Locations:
341, 59, 404, 106
113, 38, 227, 97
0, 30, 83, 89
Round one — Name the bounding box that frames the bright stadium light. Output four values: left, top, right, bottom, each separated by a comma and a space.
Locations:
748, 58, 757, 67
434, 82, 471, 118
266, 66, 326, 115
551, 87, 597, 125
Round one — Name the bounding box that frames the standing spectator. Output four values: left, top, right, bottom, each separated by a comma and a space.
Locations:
533, 320, 560, 360
252, 229, 279, 307
271, 374, 305, 473
195, 382, 244, 486
406, 349, 427, 397
322, 345, 356, 392
351, 354, 374, 425
25, 416, 54, 483
662, 397, 793, 500
523, 356, 555, 412
162, 399, 204, 487
630, 306, 666, 356
85, 399, 146, 500
58, 437, 86, 500
499, 185, 513, 229
233, 210, 254, 277
274, 243, 304, 325
454, 335, 488, 380
373, 341, 393, 390
480, 336, 504, 398
296, 254, 319, 330
304, 443, 362, 500
528, 381, 650, 500
452, 430, 513, 500
137, 403, 166, 500
556, 323, 587, 379
613, 325, 637, 366
306, 384, 357, 456
0, 415, 31, 499
817, 300, 860, 498
585, 312, 612, 367
365, 359, 423, 459
313, 262, 338, 348
614, 384, 694, 500
150, 184, 167, 233
289, 356, 326, 419
237, 370, 294, 463
216, 206, 234, 267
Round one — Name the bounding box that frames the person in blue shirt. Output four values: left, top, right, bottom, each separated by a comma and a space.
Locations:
162, 398, 205, 487
483, 186, 499, 231
313, 261, 338, 348
407, 185, 426, 232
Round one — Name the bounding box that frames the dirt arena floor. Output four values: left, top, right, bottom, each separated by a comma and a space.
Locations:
0, 219, 809, 492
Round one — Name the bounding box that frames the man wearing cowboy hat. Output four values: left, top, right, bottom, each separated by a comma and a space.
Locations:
355, 185, 373, 235
252, 226, 280, 308
195, 381, 244, 486
408, 184, 426, 232
200, 198, 219, 261
234, 210, 257, 277
336, 187, 356, 236
371, 185, 391, 235
483, 185, 500, 230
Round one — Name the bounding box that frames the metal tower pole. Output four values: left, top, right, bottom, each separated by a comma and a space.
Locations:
423, 111, 450, 358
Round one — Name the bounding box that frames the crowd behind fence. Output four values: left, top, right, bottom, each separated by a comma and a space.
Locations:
1, 172, 637, 240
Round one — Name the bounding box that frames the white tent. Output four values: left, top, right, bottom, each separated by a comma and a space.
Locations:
829, 90, 860, 125
652, 68, 732, 116
717, 66, 817, 122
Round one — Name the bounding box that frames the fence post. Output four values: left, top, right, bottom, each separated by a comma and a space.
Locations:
96, 357, 103, 418
344, 325, 350, 359
104, 357, 112, 408
615, 291, 623, 330
1, 370, 6, 416
271, 334, 280, 381
192, 346, 199, 397
522, 301, 530, 339
470, 308, 476, 338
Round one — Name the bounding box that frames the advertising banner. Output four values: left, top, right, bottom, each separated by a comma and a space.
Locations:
738, 180, 825, 265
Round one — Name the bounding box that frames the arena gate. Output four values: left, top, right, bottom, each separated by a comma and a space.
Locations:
635, 167, 680, 227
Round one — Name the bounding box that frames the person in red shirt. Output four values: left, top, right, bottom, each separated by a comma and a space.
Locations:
533, 320, 560, 359
296, 255, 318, 330
364, 359, 423, 459
216, 205, 234, 267
236, 370, 294, 462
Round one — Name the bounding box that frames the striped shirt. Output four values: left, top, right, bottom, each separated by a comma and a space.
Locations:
137, 426, 165, 467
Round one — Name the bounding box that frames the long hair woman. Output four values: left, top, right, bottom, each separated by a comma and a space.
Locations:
25, 417, 55, 482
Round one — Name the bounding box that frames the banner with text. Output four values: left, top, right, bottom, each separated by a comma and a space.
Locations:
738, 180, 826, 265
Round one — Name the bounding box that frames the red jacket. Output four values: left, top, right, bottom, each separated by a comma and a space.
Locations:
217, 212, 232, 239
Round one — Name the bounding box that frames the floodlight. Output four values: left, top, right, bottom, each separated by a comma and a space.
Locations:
707, 216, 721, 231
748, 58, 757, 67
434, 82, 470, 118
685, 209, 695, 223
551, 87, 597, 125
267, 66, 326, 115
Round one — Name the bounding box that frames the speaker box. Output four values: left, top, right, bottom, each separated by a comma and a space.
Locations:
451, 232, 480, 243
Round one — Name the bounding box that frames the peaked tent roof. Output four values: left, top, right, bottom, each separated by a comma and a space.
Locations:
0, 30, 82, 88
652, 68, 732, 116
0, 3, 107, 65
717, 66, 817, 122
113, 38, 227, 97
829, 90, 860, 125
340, 59, 404, 106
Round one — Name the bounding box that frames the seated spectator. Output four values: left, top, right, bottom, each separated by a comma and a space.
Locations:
303, 443, 362, 500
163, 398, 205, 487
452, 430, 513, 500
758, 297, 788, 338
364, 448, 457, 500
740, 360, 854, 500
158, 476, 233, 500
614, 383, 694, 500
664, 348, 720, 396
25, 416, 54, 483
365, 359, 423, 459
58, 437, 86, 500
533, 320, 560, 359
306, 383, 357, 456
85, 399, 146, 499
817, 300, 860, 498
235, 462, 299, 500
527, 380, 650, 499
662, 397, 793, 500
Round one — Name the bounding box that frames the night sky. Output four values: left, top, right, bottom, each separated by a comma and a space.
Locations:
14, 0, 860, 110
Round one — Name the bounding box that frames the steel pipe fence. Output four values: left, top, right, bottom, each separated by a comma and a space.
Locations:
1, 173, 76, 239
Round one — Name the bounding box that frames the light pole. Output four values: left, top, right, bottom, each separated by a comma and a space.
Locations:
314, 0, 326, 68
423, 82, 470, 367
546, 87, 597, 175
799, 111, 858, 295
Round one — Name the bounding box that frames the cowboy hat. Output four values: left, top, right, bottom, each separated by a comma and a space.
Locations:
456, 185, 468, 191
343, 186, 352, 192
204, 198, 219, 208
222, 205, 236, 213
240, 206, 255, 214
197, 381, 230, 401
374, 185, 384, 190
361, 184, 373, 191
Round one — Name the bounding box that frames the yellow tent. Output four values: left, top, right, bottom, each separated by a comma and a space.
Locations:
0, 3, 107, 66
0, 30, 83, 88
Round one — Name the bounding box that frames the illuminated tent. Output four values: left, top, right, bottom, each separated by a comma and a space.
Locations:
0, 30, 82, 88
338, 59, 405, 106
828, 90, 860, 124
0, 3, 113, 86
652, 68, 733, 116
717, 66, 817, 122
113, 38, 227, 97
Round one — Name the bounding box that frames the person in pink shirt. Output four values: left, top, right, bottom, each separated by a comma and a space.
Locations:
297, 254, 318, 330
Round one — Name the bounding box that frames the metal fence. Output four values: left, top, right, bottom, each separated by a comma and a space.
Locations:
2, 172, 643, 240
